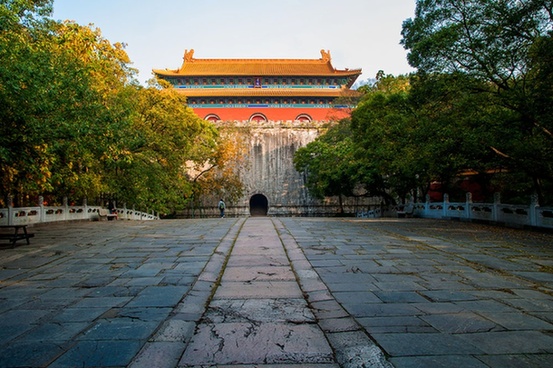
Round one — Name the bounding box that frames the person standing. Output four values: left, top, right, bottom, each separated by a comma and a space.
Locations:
218, 199, 226, 218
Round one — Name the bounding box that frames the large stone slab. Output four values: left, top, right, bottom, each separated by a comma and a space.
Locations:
205, 298, 315, 323
221, 266, 295, 282
225, 255, 289, 267
214, 281, 303, 299
179, 322, 334, 366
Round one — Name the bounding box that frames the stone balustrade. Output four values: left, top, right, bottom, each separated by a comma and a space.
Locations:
0, 196, 158, 226
400, 193, 553, 230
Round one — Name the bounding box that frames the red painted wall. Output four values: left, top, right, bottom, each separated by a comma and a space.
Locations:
191, 107, 351, 122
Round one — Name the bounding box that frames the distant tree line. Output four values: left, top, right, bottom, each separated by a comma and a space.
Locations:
295, 0, 553, 207
0, 0, 243, 214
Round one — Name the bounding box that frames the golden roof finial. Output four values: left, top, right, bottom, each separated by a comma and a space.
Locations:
320, 49, 331, 62
183, 49, 195, 63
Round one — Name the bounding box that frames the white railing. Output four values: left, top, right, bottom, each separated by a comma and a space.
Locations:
356, 207, 382, 218
397, 193, 553, 230
0, 197, 159, 226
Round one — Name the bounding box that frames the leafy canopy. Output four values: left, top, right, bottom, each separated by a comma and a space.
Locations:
0, 0, 235, 213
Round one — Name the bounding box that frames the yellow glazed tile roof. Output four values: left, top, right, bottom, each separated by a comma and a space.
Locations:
153, 49, 362, 78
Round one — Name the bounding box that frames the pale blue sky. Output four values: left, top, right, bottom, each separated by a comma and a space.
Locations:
53, 0, 417, 85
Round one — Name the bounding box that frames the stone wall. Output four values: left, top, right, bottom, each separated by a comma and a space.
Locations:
182, 120, 379, 218
238, 120, 320, 216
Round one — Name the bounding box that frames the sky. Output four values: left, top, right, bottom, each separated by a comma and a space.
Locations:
52, 0, 417, 86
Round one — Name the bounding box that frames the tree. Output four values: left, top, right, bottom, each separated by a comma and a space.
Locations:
408, 73, 501, 201
297, 74, 419, 207
0, 0, 53, 31
103, 81, 219, 214
0, 3, 227, 212
186, 125, 249, 216
401, 0, 553, 203
0, 16, 139, 205
351, 88, 418, 204
294, 120, 359, 213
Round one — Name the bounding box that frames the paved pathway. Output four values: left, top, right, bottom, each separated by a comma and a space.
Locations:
0, 217, 552, 367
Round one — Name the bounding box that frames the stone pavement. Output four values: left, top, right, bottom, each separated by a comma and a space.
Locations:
0, 217, 552, 367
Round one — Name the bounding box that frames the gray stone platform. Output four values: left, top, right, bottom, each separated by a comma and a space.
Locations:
0, 217, 552, 367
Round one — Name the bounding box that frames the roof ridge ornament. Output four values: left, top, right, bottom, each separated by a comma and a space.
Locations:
320, 49, 331, 62
183, 49, 195, 63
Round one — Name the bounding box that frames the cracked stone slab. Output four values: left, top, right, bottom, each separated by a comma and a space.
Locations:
152, 319, 195, 342
179, 322, 334, 366
326, 331, 394, 368
225, 255, 290, 267
222, 266, 296, 282
204, 298, 316, 324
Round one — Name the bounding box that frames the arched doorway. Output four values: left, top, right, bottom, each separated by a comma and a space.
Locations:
249, 194, 269, 216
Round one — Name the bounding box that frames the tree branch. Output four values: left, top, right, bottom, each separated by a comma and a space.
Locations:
490, 146, 511, 159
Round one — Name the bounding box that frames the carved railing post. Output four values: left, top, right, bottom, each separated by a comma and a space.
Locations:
493, 192, 501, 222
7, 195, 14, 225
424, 194, 430, 217
443, 193, 449, 218
530, 194, 539, 227
39, 195, 45, 223
63, 197, 69, 221
465, 192, 472, 219
83, 198, 88, 220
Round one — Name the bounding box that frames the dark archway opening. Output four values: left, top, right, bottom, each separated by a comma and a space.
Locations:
249, 194, 269, 216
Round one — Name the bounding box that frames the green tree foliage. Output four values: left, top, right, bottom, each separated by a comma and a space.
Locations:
295, 74, 419, 206
351, 75, 418, 204
294, 1, 553, 207
0, 0, 52, 30
103, 82, 219, 214
294, 120, 359, 212
402, 0, 553, 203
407, 73, 502, 201
0, 1, 226, 212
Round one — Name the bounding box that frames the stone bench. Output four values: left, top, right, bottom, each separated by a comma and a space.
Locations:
98, 208, 118, 221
